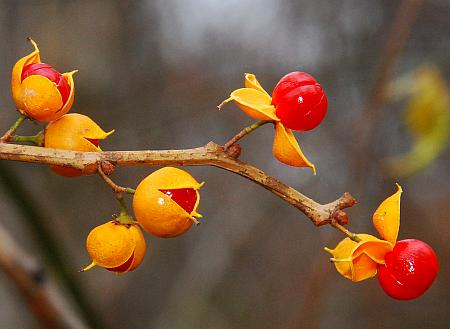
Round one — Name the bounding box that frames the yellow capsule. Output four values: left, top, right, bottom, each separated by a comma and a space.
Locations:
44, 113, 114, 177
83, 221, 146, 274
133, 167, 204, 238
219, 73, 316, 172
372, 183, 402, 245
11, 38, 77, 122
324, 234, 393, 282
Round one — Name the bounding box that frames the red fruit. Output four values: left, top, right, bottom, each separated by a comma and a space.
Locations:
160, 188, 197, 213
272, 72, 327, 131
21, 62, 71, 104
377, 239, 438, 300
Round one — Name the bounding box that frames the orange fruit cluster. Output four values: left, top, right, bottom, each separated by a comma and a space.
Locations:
11, 40, 206, 275
82, 168, 204, 273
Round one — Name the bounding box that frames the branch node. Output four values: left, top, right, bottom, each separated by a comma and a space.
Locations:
99, 161, 116, 176
338, 192, 357, 209
331, 210, 349, 226
225, 143, 241, 158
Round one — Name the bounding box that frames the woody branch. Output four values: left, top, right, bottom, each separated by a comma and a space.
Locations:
0, 142, 357, 233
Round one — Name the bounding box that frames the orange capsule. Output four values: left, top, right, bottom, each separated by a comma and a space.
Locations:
82, 221, 146, 274
11, 39, 77, 122
44, 113, 114, 176
220, 73, 316, 171
133, 167, 204, 238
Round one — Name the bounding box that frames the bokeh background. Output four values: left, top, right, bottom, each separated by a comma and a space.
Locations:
0, 1, 449, 328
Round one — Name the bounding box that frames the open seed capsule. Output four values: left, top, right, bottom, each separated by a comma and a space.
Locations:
133, 167, 204, 238
44, 113, 114, 177
83, 221, 146, 274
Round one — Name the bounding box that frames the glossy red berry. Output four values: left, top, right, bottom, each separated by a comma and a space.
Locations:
377, 239, 438, 300
272, 72, 327, 131
160, 188, 198, 214
22, 62, 71, 104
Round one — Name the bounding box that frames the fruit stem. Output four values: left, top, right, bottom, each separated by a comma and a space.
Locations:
97, 162, 136, 194
224, 120, 273, 150
115, 194, 135, 225
97, 162, 136, 225
330, 221, 361, 242
0, 114, 27, 143
10, 130, 45, 147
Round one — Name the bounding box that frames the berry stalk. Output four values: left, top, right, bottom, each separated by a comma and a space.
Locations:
0, 114, 27, 143
224, 119, 272, 150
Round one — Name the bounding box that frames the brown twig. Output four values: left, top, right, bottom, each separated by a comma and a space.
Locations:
97, 162, 135, 194
97, 163, 137, 225
0, 142, 356, 230
223, 120, 272, 150
351, 0, 425, 189
0, 223, 90, 329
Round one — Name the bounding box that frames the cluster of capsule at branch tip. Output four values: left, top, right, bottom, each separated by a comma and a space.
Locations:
11, 39, 114, 177
325, 184, 438, 300
220, 72, 327, 173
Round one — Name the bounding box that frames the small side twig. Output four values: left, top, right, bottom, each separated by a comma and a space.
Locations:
224, 120, 272, 150
0, 114, 27, 143
97, 162, 135, 194
10, 130, 45, 146
329, 221, 361, 242
97, 162, 136, 225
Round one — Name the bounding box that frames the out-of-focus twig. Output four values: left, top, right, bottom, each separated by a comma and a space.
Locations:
0, 223, 89, 329
351, 0, 426, 189
0, 163, 107, 329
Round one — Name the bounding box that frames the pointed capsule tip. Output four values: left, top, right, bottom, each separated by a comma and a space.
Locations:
324, 247, 334, 255
217, 98, 233, 110
26, 37, 39, 51
80, 262, 96, 272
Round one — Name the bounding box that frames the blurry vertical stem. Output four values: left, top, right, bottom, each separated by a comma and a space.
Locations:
0, 163, 107, 329
351, 0, 425, 190
0, 114, 27, 142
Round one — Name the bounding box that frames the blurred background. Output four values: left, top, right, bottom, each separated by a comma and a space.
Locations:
0, 0, 449, 328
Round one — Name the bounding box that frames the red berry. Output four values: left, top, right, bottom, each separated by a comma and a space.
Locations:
160, 188, 197, 213
272, 72, 327, 131
22, 63, 71, 105
377, 239, 438, 300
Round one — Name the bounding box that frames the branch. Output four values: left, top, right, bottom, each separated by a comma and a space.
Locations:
0, 142, 356, 230
0, 223, 90, 329
351, 0, 425, 189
